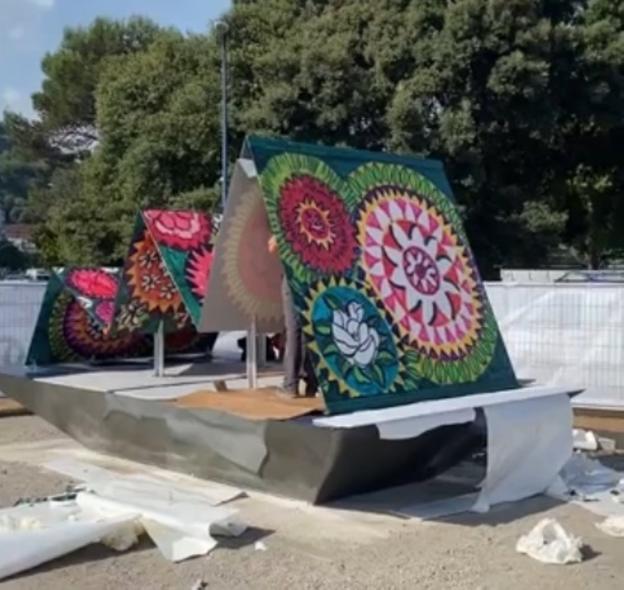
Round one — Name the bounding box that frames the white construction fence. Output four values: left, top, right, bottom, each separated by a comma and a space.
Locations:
0, 280, 623, 409
0, 281, 45, 369
486, 282, 624, 409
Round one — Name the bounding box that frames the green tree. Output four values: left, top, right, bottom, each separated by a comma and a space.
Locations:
33, 16, 164, 152
557, 0, 624, 268
0, 239, 29, 272
224, 0, 580, 275
45, 33, 222, 263
0, 116, 49, 224
26, 1, 624, 273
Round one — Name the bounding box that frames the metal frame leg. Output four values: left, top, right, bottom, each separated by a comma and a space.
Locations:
246, 317, 257, 389
154, 321, 165, 377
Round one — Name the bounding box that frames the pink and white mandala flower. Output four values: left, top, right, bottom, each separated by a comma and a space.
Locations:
358, 187, 485, 360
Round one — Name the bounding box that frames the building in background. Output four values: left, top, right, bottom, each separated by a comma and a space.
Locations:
2, 224, 37, 255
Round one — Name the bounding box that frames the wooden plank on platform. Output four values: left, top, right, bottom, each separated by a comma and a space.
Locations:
175, 387, 324, 421
574, 407, 624, 434
0, 398, 30, 417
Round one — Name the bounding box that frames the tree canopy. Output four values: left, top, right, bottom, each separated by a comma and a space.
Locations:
0, 117, 49, 225
4, 1, 624, 275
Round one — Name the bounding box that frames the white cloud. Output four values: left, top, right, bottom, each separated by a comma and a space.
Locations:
8, 25, 25, 40
0, 87, 36, 119
27, 0, 55, 8
1, 88, 21, 107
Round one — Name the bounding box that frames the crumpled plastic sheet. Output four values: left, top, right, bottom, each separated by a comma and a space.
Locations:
557, 453, 622, 498
516, 518, 583, 565
0, 500, 139, 580
572, 429, 599, 452
596, 516, 624, 537
0, 473, 247, 581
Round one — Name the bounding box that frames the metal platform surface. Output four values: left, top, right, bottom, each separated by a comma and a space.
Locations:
0, 365, 485, 503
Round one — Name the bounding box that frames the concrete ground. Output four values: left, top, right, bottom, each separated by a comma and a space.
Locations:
0, 415, 622, 590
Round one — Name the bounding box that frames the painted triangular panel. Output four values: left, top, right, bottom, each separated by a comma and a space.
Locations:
245, 135, 519, 414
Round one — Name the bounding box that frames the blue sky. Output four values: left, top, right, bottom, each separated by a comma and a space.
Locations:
0, 0, 231, 119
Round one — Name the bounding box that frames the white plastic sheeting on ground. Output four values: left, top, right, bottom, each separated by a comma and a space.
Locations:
45, 458, 245, 506
516, 518, 583, 565
404, 393, 573, 519
596, 516, 624, 537
572, 429, 599, 451
555, 453, 622, 498
548, 453, 624, 520
0, 500, 139, 580
0, 468, 246, 580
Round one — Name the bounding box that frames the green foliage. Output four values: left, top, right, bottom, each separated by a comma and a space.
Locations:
14, 0, 624, 273
70, 33, 221, 262
33, 16, 164, 151
0, 239, 29, 272
225, 0, 623, 275
566, 165, 624, 269
170, 187, 220, 213
0, 118, 49, 224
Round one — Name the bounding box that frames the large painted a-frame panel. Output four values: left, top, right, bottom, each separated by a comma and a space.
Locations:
200, 160, 284, 333
113, 209, 213, 335
26, 268, 150, 365
26, 209, 215, 366
247, 136, 519, 414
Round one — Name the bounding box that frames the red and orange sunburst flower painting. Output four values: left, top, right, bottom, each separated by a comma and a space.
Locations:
185, 246, 214, 301
126, 230, 182, 314
278, 175, 357, 275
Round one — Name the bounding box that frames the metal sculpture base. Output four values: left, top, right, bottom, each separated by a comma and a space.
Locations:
0, 367, 486, 503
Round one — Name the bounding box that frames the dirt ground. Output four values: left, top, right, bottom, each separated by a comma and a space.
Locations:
0, 415, 622, 590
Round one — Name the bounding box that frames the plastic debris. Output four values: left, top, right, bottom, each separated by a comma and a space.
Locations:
0, 501, 139, 580
596, 516, 624, 537
0, 474, 247, 580
100, 521, 145, 551
516, 518, 583, 565
254, 541, 267, 551
597, 437, 616, 453
557, 453, 621, 498
572, 429, 598, 452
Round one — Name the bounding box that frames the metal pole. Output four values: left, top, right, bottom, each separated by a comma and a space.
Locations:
216, 20, 229, 211
257, 333, 266, 369
247, 316, 258, 389
154, 320, 165, 377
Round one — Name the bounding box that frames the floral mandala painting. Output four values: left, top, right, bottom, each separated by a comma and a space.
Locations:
221, 189, 284, 324
46, 292, 148, 363
113, 209, 214, 332
26, 208, 215, 366
125, 229, 183, 315
354, 166, 499, 385
66, 268, 118, 300
186, 246, 214, 301
143, 209, 211, 251
248, 136, 518, 414
261, 153, 358, 282
63, 267, 120, 328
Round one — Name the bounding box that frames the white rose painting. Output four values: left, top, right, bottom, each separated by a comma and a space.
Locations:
331, 302, 380, 368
